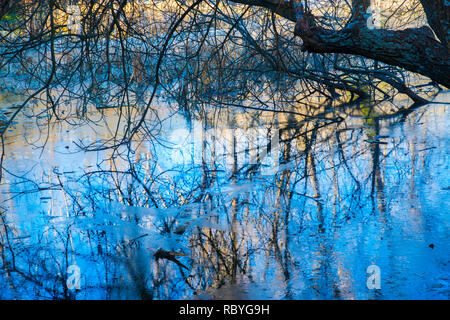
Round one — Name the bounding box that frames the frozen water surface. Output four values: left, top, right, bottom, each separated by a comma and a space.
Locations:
0, 90, 448, 300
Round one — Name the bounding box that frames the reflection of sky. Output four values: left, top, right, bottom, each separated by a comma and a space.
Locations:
157, 116, 279, 176
0, 91, 449, 299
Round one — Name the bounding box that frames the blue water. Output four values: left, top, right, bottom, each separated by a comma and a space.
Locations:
0, 92, 449, 300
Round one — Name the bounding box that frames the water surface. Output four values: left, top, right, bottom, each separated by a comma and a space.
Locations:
0, 91, 449, 299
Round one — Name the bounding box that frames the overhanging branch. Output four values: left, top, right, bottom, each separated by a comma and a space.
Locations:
227, 0, 450, 88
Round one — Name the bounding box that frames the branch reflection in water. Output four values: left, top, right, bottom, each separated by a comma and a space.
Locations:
0, 90, 448, 300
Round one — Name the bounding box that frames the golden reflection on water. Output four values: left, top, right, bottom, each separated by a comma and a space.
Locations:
0, 88, 449, 299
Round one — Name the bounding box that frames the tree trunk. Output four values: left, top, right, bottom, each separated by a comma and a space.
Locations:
294, 21, 450, 88
420, 0, 450, 51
